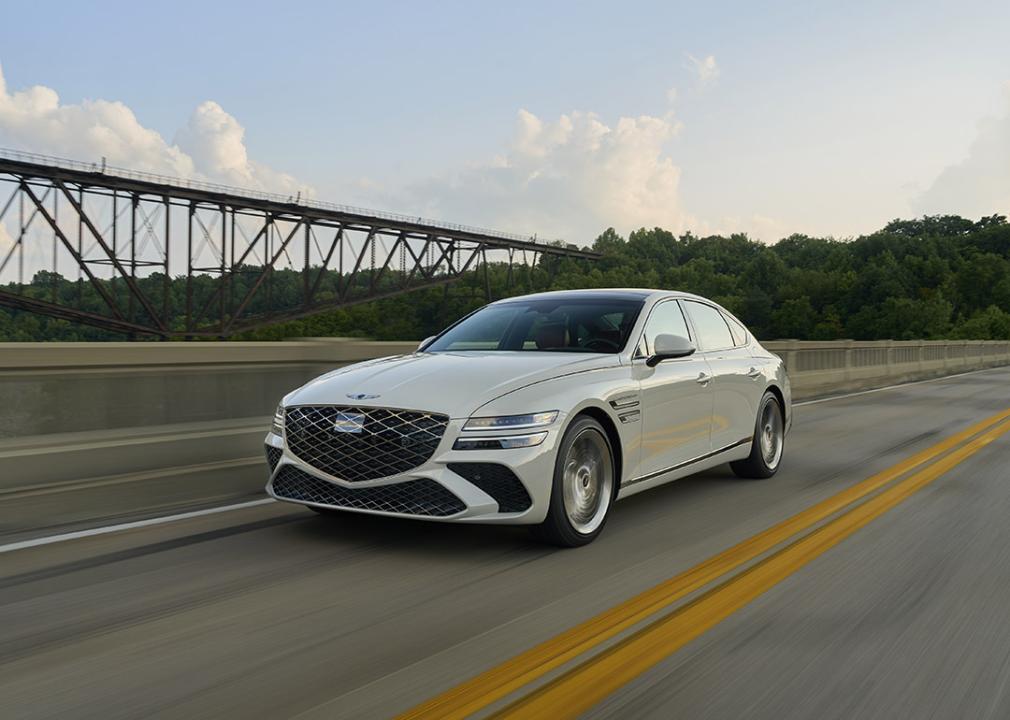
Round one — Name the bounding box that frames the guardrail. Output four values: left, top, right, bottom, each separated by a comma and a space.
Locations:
1, 338, 1008, 533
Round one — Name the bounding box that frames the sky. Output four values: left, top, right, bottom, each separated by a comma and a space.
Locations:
1, 0, 1009, 246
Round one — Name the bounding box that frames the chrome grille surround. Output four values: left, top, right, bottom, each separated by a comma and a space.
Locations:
284, 405, 449, 482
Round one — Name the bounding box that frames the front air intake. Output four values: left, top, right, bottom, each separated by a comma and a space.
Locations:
265, 445, 282, 472
271, 465, 466, 517
448, 463, 532, 513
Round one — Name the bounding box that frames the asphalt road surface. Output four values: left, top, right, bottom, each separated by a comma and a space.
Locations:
3, 368, 1010, 719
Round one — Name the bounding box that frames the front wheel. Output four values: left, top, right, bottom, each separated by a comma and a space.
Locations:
532, 416, 616, 547
730, 392, 785, 479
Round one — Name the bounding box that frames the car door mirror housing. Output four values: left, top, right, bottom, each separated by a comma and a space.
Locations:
646, 334, 696, 366
417, 336, 435, 352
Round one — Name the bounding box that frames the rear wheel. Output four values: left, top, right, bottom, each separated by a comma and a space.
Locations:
532, 416, 615, 547
730, 391, 784, 479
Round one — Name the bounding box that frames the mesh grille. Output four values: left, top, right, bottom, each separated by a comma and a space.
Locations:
448, 463, 532, 513
265, 445, 282, 472
285, 405, 449, 482
271, 465, 465, 517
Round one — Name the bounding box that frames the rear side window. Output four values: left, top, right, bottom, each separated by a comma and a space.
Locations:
685, 301, 734, 352
640, 300, 691, 355
723, 313, 749, 346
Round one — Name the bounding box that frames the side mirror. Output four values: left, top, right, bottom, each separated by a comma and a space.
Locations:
417, 336, 435, 352
646, 333, 696, 366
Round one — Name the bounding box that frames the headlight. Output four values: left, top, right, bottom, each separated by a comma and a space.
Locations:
462, 411, 558, 432
453, 431, 548, 450
271, 405, 285, 435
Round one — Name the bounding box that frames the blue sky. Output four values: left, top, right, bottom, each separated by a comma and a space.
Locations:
1, 0, 1009, 243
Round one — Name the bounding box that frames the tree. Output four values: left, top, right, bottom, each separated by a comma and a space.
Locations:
3, 214, 1010, 342
771, 298, 817, 339
953, 306, 1010, 340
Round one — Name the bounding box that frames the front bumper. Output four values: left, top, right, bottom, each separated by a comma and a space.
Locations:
263, 417, 562, 524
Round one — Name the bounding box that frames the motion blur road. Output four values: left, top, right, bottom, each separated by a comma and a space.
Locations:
3, 368, 1010, 719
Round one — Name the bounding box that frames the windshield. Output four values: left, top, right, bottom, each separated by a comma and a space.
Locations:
425, 298, 644, 354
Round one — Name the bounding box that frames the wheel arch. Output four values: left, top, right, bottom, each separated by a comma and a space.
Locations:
571, 404, 624, 495
765, 383, 787, 426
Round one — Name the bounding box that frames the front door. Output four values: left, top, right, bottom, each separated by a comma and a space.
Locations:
634, 299, 713, 478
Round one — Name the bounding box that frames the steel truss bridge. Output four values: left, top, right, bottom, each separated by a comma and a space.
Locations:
0, 150, 598, 338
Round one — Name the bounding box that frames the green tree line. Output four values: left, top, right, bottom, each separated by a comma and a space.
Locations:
2, 214, 1009, 342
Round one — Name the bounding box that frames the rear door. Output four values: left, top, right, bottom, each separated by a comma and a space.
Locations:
634, 299, 714, 478
683, 300, 756, 452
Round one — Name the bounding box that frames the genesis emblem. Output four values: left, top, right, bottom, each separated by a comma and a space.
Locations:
332, 411, 366, 434
346, 393, 380, 400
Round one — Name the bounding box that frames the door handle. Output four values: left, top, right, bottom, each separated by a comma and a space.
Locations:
696, 372, 711, 386
747, 367, 762, 379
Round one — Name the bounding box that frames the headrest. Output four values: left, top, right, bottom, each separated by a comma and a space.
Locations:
535, 322, 567, 350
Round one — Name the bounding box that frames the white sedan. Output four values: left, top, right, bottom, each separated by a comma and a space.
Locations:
264, 289, 791, 546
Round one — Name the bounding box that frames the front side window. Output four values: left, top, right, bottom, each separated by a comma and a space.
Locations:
685, 301, 734, 352
639, 300, 691, 356
426, 298, 644, 354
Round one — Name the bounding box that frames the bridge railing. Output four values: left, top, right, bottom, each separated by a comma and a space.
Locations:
0, 147, 555, 245
764, 339, 1010, 396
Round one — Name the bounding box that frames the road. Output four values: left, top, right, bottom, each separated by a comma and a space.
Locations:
3, 368, 1010, 719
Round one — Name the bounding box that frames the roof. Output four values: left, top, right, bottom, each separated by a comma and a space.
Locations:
494, 288, 669, 303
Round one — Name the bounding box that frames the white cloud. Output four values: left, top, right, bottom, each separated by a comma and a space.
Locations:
0, 63, 307, 196
685, 54, 720, 87
913, 94, 1010, 218
0, 221, 12, 257
384, 108, 694, 243
1, 62, 793, 252
173, 100, 302, 195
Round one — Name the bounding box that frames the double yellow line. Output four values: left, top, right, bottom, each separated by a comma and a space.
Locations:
399, 407, 1010, 720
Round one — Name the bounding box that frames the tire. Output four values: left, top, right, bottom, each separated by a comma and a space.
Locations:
730, 391, 785, 479
531, 416, 616, 547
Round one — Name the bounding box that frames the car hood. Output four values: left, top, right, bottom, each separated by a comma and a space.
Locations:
286, 351, 620, 417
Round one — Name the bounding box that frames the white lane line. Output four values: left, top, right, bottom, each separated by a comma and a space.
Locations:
793, 366, 1001, 407
0, 498, 276, 554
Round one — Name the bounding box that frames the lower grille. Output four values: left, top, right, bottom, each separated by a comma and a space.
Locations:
265, 445, 282, 472
448, 463, 532, 513
271, 465, 465, 517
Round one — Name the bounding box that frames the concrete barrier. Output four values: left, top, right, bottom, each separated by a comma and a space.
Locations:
764, 339, 1010, 397
0, 338, 414, 539
1, 337, 1008, 537
0, 338, 417, 439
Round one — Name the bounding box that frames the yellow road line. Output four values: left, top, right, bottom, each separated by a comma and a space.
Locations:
397, 406, 1010, 720
494, 414, 1010, 719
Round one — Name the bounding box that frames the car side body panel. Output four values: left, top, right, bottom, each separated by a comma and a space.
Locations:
631, 354, 714, 480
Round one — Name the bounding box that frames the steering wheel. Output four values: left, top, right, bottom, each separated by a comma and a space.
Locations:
584, 337, 621, 352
